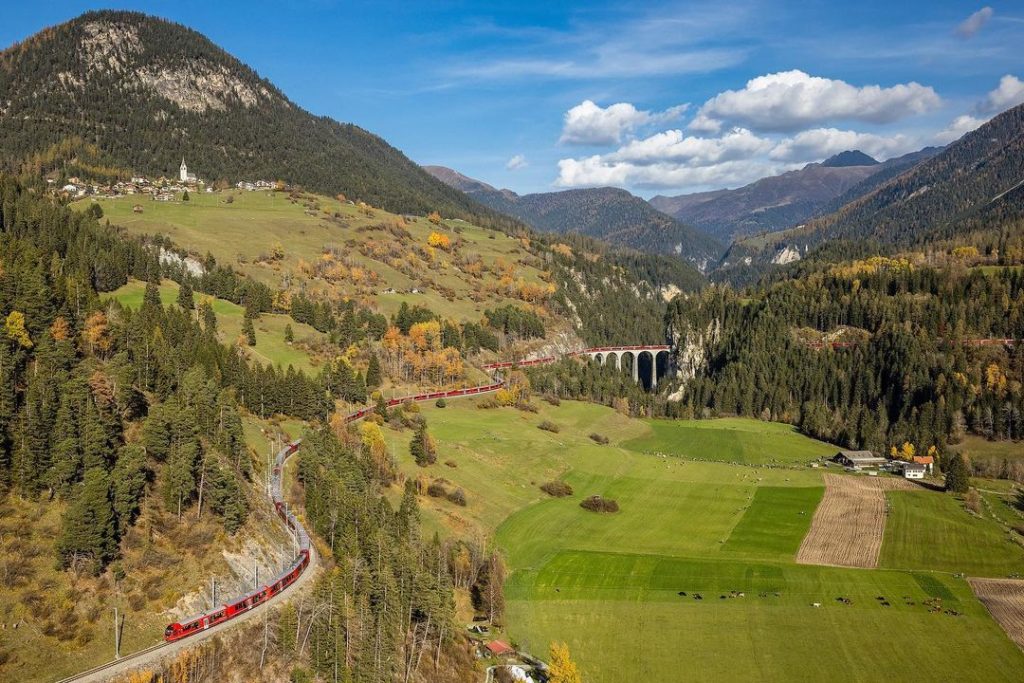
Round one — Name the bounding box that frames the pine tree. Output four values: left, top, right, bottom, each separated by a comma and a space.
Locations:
242, 316, 257, 346
365, 353, 382, 388
944, 453, 970, 493
177, 280, 194, 310
284, 323, 294, 343
200, 300, 217, 332
410, 421, 436, 466
57, 467, 117, 572
112, 444, 148, 531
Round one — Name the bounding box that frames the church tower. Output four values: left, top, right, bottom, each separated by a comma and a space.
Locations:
179, 157, 188, 182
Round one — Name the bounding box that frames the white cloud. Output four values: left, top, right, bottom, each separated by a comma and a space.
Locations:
607, 128, 775, 166
556, 124, 919, 193
691, 70, 941, 133
934, 115, 987, 144
770, 128, 915, 162
978, 75, 1024, 114
956, 7, 994, 38
559, 100, 688, 146
505, 154, 528, 170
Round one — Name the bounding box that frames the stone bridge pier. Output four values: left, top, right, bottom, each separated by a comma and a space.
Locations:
581, 345, 672, 389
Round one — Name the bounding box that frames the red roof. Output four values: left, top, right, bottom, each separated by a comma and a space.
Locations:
486, 640, 514, 656
913, 455, 934, 464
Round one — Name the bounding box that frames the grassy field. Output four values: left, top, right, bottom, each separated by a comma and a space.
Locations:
391, 399, 1024, 682
105, 279, 328, 373
81, 190, 552, 326
955, 435, 1024, 461
880, 491, 1024, 576
623, 416, 836, 464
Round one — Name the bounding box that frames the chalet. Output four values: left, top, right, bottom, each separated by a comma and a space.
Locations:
832, 450, 887, 470
903, 462, 927, 479
913, 454, 935, 474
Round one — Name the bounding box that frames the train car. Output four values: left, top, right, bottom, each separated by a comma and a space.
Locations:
164, 441, 309, 643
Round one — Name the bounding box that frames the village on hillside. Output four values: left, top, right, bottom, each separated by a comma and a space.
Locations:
52, 157, 276, 201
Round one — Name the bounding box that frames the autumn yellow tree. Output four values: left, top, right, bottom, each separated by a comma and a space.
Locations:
427, 231, 452, 250
360, 421, 394, 482
82, 311, 112, 356
4, 310, 32, 349
427, 210, 442, 225
548, 642, 582, 683
889, 441, 916, 461
50, 315, 71, 341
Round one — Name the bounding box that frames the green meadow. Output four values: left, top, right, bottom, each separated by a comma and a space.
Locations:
391, 399, 1024, 682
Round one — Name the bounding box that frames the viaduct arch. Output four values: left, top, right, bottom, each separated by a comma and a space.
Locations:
578, 345, 672, 389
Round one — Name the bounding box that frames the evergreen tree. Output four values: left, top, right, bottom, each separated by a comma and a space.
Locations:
57, 467, 117, 572
111, 444, 148, 531
177, 280, 194, 310
284, 323, 294, 343
242, 315, 257, 346
410, 421, 436, 466
944, 453, 971, 493
365, 353, 382, 388
200, 300, 217, 332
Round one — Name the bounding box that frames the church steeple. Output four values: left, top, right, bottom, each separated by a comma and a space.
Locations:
179, 157, 188, 182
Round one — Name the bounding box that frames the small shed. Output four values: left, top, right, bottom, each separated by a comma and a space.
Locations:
833, 450, 887, 470
903, 462, 926, 479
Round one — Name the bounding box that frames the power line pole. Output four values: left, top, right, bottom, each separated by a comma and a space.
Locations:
113, 607, 122, 659
254, 559, 259, 590
211, 577, 217, 609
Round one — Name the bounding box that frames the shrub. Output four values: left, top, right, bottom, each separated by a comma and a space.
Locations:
580, 495, 619, 513
435, 398, 447, 408
427, 481, 448, 498
543, 394, 561, 406
447, 488, 467, 506
538, 420, 560, 433
540, 481, 573, 497
589, 433, 610, 445
964, 489, 982, 514
445, 459, 457, 468
517, 402, 538, 413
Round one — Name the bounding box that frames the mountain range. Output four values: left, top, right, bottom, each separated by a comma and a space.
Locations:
0, 10, 520, 231
649, 149, 940, 242
424, 166, 724, 270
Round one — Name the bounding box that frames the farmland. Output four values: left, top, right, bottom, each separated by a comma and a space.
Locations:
392, 399, 1024, 682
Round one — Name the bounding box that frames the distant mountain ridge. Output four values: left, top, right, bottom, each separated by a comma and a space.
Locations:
648, 149, 936, 242
424, 166, 724, 270
0, 10, 522, 231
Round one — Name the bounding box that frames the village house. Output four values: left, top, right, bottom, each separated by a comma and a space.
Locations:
832, 449, 888, 471
902, 462, 927, 479
913, 454, 935, 474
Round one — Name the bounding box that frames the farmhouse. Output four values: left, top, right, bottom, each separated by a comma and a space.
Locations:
832, 450, 887, 470
913, 454, 935, 474
902, 462, 927, 479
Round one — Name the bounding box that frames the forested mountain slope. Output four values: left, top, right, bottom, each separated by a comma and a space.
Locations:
425, 166, 723, 271
0, 11, 521, 231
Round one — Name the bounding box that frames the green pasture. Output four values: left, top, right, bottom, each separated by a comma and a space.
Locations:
82, 191, 549, 325
397, 399, 1024, 682
623, 416, 836, 464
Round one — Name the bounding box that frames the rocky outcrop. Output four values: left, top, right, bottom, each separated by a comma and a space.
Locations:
669, 317, 721, 384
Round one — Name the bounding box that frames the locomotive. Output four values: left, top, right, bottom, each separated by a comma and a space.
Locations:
164, 440, 309, 642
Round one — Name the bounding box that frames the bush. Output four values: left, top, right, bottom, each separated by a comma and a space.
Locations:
477, 398, 499, 409
964, 489, 982, 514
589, 433, 610, 445
426, 481, 448, 498
537, 420, 560, 433
518, 402, 538, 413
445, 459, 458, 468
435, 398, 447, 408
540, 481, 573, 497
447, 488, 467, 506
580, 495, 619, 513
543, 394, 561, 406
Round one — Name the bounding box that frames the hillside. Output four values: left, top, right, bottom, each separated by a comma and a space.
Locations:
0, 11, 521, 231
649, 152, 889, 242
425, 166, 723, 271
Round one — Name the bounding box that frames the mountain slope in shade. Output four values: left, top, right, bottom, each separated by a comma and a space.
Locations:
821, 150, 879, 167
649, 154, 887, 242
424, 166, 724, 270
0, 10, 521, 231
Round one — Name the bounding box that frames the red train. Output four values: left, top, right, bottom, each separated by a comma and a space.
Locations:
164, 440, 309, 642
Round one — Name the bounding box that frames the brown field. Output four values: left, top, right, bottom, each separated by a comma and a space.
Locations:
797, 473, 915, 568
968, 578, 1024, 649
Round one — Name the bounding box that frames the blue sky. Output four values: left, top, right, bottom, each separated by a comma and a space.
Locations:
2, 1, 1023, 196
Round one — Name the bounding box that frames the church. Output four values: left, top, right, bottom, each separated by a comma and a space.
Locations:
179, 158, 198, 183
